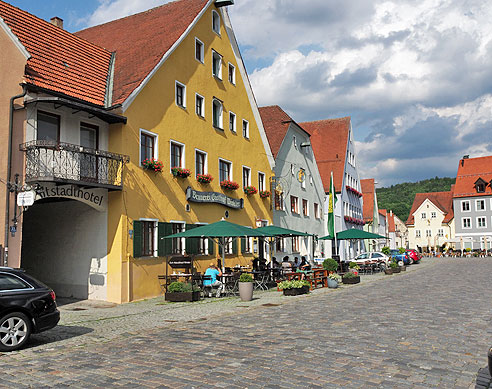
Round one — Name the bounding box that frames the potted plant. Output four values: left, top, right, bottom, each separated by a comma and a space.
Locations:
165, 281, 200, 302
171, 167, 191, 178
384, 266, 393, 275
323, 258, 338, 273
220, 180, 239, 191
277, 280, 310, 296
342, 272, 360, 284
244, 186, 258, 195
142, 158, 164, 172
327, 273, 341, 288
259, 190, 270, 198
196, 173, 213, 184
389, 261, 400, 273
348, 261, 360, 275
238, 273, 254, 301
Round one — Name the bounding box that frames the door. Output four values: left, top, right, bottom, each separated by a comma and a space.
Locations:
80, 123, 99, 182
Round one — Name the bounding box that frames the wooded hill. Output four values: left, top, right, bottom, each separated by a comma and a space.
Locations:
376, 177, 456, 223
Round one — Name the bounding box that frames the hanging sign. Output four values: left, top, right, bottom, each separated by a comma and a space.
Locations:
186, 187, 243, 209
17, 190, 36, 207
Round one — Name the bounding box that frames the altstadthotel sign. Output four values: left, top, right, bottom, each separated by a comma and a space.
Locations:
186, 187, 243, 209
34, 183, 107, 212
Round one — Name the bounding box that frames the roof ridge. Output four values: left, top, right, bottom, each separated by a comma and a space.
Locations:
301, 116, 351, 124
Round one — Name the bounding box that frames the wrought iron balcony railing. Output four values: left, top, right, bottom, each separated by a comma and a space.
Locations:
20, 140, 130, 190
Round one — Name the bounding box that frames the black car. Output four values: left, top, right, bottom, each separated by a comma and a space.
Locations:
0, 267, 60, 351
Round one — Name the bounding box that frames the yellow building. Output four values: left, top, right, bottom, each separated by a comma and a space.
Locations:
0, 0, 274, 303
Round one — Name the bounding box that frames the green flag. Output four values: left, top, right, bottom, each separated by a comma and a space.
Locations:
328, 171, 337, 238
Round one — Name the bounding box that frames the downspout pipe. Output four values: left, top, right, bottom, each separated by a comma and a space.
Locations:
4, 84, 27, 266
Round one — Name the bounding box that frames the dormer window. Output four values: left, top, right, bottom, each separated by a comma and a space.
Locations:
475, 178, 487, 193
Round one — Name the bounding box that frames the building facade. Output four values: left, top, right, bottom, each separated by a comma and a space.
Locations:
453, 156, 492, 251
259, 105, 325, 262
1, 0, 275, 303
361, 178, 379, 252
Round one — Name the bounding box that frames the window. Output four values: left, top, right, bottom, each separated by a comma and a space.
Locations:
314, 203, 320, 219
258, 172, 265, 192
275, 191, 284, 211
421, 213, 426, 219
212, 99, 223, 129
0, 273, 31, 291
170, 141, 184, 169
431, 212, 436, 218
416, 230, 421, 238
462, 217, 471, 229
242, 119, 249, 139
171, 223, 185, 254
293, 135, 297, 149
476, 199, 485, 211
476, 182, 486, 193
290, 195, 299, 214
196, 94, 204, 117
462, 201, 470, 212
477, 217, 487, 228
140, 130, 157, 165
195, 150, 207, 176
212, 10, 220, 34
37, 111, 59, 142
426, 230, 432, 237
229, 112, 236, 132
228, 63, 235, 84
195, 38, 204, 62
292, 237, 299, 252
142, 221, 157, 257
242, 166, 251, 188
80, 122, 98, 149
197, 237, 209, 255
302, 199, 308, 216
175, 81, 186, 108
212, 50, 222, 79
438, 229, 444, 237
219, 159, 231, 181
275, 237, 285, 252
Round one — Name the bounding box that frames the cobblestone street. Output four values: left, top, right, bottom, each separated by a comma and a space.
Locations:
1, 257, 491, 388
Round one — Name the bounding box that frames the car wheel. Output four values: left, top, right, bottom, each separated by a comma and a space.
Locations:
0, 312, 32, 351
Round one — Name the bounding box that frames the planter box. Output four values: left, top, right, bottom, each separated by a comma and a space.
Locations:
342, 276, 360, 285
384, 269, 393, 275
165, 291, 200, 302
392, 267, 401, 273
283, 285, 309, 296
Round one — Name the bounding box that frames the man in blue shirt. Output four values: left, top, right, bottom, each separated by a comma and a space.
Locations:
203, 263, 224, 297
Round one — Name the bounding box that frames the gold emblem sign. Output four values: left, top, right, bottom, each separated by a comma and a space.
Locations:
298, 168, 305, 183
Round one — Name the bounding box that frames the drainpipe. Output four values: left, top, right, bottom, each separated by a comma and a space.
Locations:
4, 85, 27, 266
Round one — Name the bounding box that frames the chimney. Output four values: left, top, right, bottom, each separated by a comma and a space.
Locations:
50, 17, 63, 29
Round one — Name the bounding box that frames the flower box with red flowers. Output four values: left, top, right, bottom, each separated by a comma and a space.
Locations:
244, 186, 258, 195
259, 190, 271, 198
171, 167, 191, 178
220, 180, 239, 191
142, 158, 164, 172
196, 173, 213, 184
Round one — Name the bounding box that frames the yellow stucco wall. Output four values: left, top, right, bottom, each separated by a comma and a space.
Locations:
107, 5, 273, 303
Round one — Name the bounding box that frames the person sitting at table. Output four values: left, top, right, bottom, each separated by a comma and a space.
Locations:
258, 257, 267, 271
281, 256, 292, 273
293, 256, 301, 271
299, 256, 311, 271
272, 257, 280, 269
203, 263, 224, 298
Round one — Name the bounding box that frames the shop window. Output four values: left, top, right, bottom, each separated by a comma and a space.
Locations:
132, 220, 157, 258
140, 130, 157, 165
37, 111, 59, 142
170, 141, 184, 169
219, 159, 231, 181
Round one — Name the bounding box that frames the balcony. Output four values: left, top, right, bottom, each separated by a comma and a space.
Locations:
20, 140, 130, 190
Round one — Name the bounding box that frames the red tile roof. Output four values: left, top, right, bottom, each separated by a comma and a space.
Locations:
406, 191, 454, 225
361, 178, 375, 222
387, 212, 395, 232
301, 117, 350, 193
454, 156, 492, 198
76, 0, 209, 105
259, 105, 310, 158
0, 0, 112, 106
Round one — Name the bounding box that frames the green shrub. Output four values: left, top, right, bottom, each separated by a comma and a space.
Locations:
343, 272, 357, 279
398, 247, 406, 254
465, 248, 471, 252
381, 246, 390, 255
328, 273, 341, 282
168, 281, 192, 293
239, 273, 253, 282
322, 258, 338, 272
348, 262, 360, 270
389, 261, 398, 269
277, 280, 310, 290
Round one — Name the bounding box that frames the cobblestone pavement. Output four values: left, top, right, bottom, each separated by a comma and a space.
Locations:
1, 257, 491, 388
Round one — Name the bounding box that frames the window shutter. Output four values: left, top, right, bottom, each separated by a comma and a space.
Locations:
232, 238, 238, 254
218, 244, 223, 256
158, 222, 173, 256
133, 221, 143, 258
185, 224, 198, 255
208, 238, 215, 255
241, 237, 246, 254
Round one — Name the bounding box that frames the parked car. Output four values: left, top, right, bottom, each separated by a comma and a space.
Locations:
389, 249, 411, 265
350, 252, 390, 268
0, 267, 60, 351
406, 249, 421, 264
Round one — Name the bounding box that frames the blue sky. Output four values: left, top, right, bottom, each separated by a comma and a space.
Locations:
7, 0, 492, 186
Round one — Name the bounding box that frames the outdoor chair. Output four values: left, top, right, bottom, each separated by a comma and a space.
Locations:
254, 271, 269, 291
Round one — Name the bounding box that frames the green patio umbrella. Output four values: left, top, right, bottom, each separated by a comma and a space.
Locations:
164, 219, 268, 271
255, 225, 312, 237
319, 229, 386, 240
